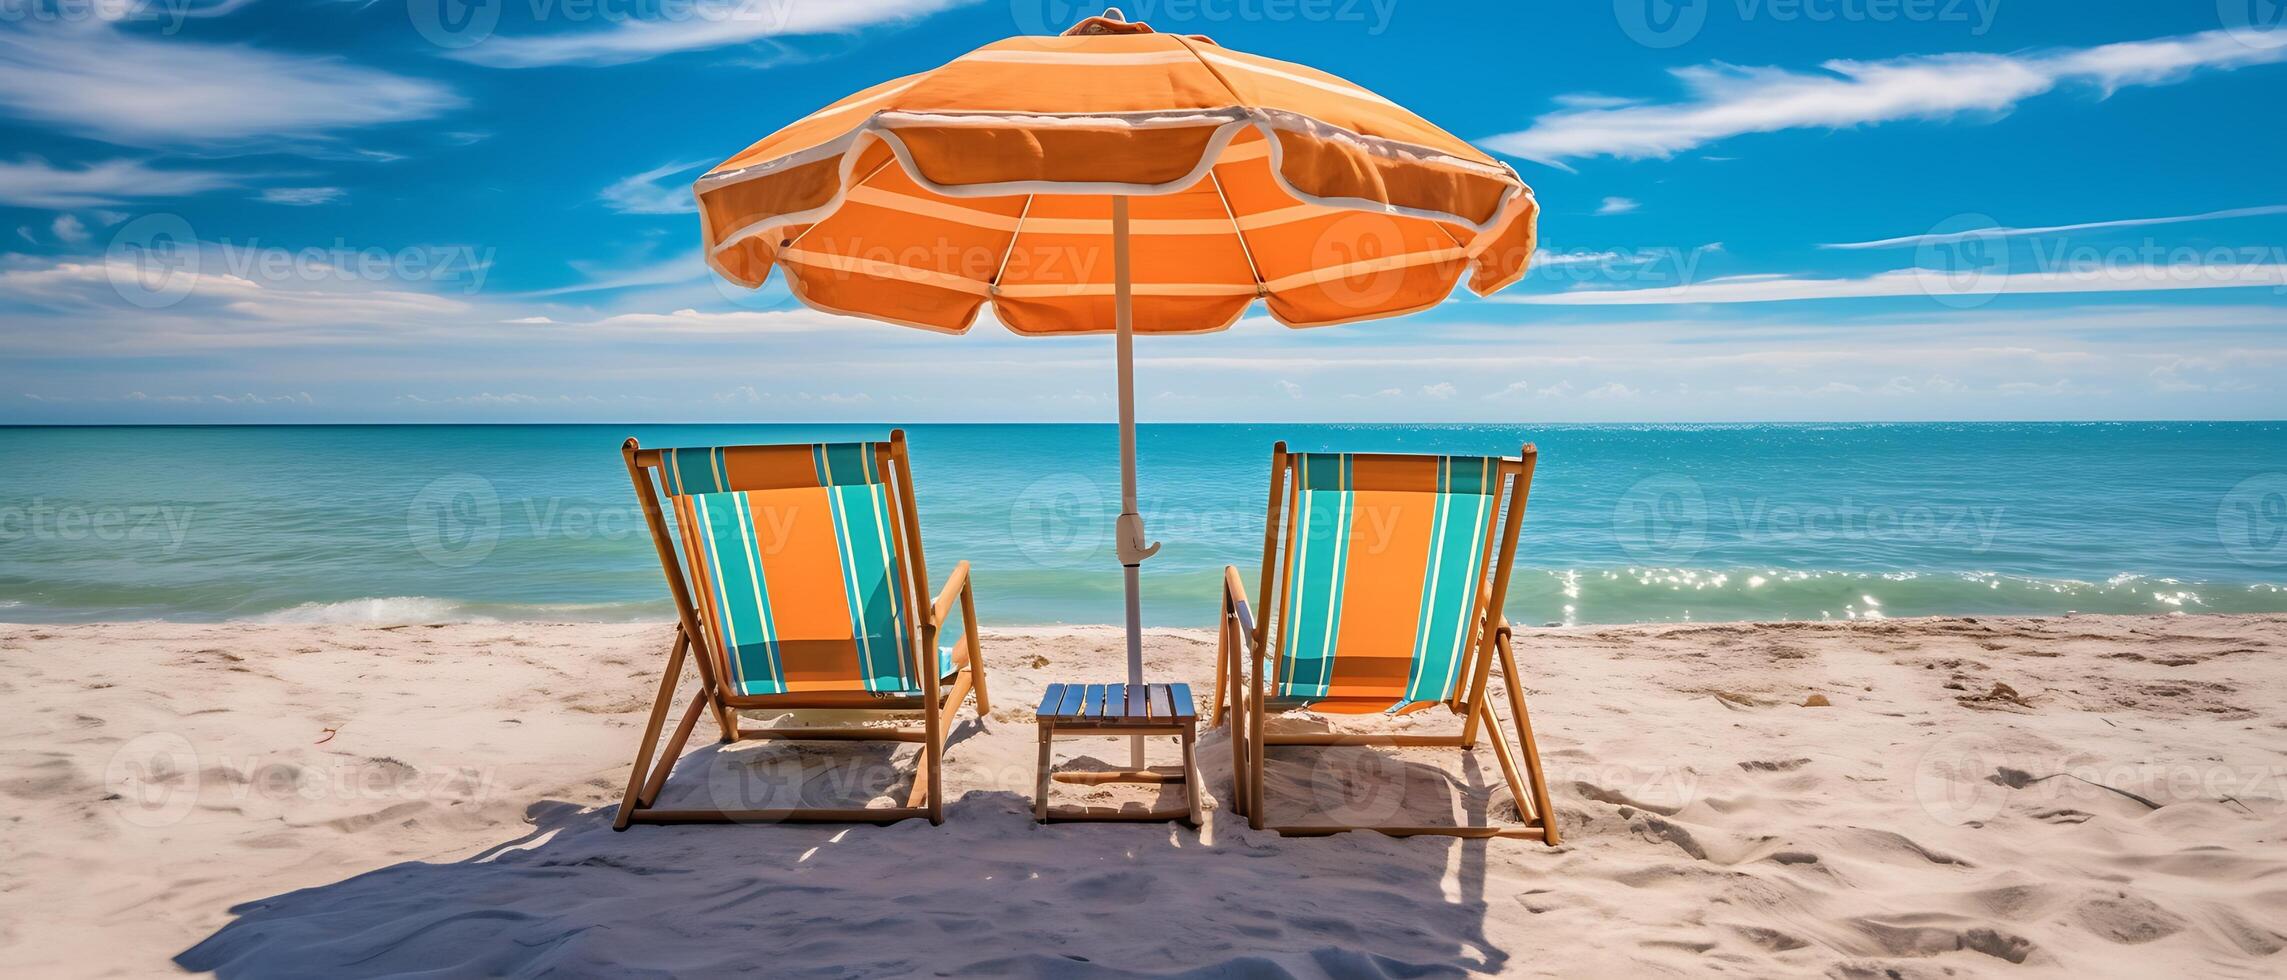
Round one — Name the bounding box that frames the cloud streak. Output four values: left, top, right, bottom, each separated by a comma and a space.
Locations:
259, 187, 347, 207
1507, 262, 2287, 305
1822, 204, 2287, 250
0, 23, 460, 146
1488, 29, 2287, 165
449, 0, 970, 68
600, 160, 705, 214
0, 157, 239, 208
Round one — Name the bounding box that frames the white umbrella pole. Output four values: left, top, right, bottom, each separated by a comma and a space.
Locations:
1111, 195, 1158, 767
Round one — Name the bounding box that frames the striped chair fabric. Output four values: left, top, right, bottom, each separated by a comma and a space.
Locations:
1277, 453, 1503, 713
661, 444, 918, 698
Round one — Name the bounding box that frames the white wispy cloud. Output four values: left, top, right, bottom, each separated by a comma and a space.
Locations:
1595, 196, 1640, 215
1488, 29, 2287, 165
5, 241, 2280, 422
1822, 204, 2287, 249
23, 389, 315, 406
1483, 380, 1531, 400
1508, 262, 2287, 305
449, 0, 969, 68
0, 157, 238, 208
50, 214, 89, 244
580, 308, 846, 333
0, 253, 476, 330
537, 249, 712, 295
259, 187, 347, 207
0, 23, 460, 146
600, 160, 705, 214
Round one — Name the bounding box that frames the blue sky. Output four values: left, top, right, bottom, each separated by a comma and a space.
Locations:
1, 0, 2283, 423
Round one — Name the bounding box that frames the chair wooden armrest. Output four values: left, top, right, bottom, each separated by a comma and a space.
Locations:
1221, 565, 1255, 638
925, 560, 988, 715
931, 560, 971, 628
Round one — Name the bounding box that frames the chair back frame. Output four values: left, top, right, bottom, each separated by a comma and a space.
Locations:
613, 430, 983, 830
622, 431, 937, 706
1250, 445, 1539, 717
1218, 440, 1558, 843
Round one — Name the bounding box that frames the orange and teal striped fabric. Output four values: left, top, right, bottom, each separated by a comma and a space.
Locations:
1277, 453, 1502, 713
662, 443, 917, 697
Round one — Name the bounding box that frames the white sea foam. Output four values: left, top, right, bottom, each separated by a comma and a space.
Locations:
252, 597, 491, 626
243, 597, 668, 626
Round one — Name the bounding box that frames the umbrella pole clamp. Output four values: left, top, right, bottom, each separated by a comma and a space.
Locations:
1115, 512, 1160, 567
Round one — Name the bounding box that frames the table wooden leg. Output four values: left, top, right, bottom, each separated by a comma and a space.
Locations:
1181, 731, 1202, 827
1034, 724, 1053, 823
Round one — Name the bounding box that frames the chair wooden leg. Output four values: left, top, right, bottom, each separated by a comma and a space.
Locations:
671, 626, 737, 741
615, 632, 691, 831
905, 680, 964, 818
1474, 697, 1535, 824
1210, 614, 1231, 728
939, 664, 975, 722
959, 578, 989, 716
1247, 665, 1267, 831
716, 686, 741, 742
1226, 706, 1248, 819
904, 743, 935, 811
1457, 628, 1500, 749
638, 692, 709, 809
1496, 633, 1561, 846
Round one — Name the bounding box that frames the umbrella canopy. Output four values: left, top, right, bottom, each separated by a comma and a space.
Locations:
694, 13, 1539, 335
691, 11, 1541, 754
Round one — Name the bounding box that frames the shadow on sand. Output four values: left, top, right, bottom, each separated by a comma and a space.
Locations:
179, 725, 1518, 978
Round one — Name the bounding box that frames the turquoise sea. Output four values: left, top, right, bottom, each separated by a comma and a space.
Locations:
1, 423, 2283, 626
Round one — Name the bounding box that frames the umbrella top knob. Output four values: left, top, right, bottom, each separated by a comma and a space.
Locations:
1063, 8, 1155, 35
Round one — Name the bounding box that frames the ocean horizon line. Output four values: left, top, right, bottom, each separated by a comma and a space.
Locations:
5, 418, 2286, 429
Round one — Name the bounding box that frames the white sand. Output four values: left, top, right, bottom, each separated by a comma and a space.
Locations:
3, 614, 2284, 977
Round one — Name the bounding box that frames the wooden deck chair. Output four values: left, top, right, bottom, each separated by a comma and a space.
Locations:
1213, 444, 1559, 844
614, 431, 988, 829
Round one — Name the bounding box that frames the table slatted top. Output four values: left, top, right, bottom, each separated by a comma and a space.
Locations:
1037, 682, 1195, 725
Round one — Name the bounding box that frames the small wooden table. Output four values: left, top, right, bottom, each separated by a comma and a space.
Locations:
1034, 682, 1202, 826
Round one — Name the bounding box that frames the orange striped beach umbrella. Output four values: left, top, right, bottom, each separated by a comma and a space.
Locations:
694, 8, 1540, 698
